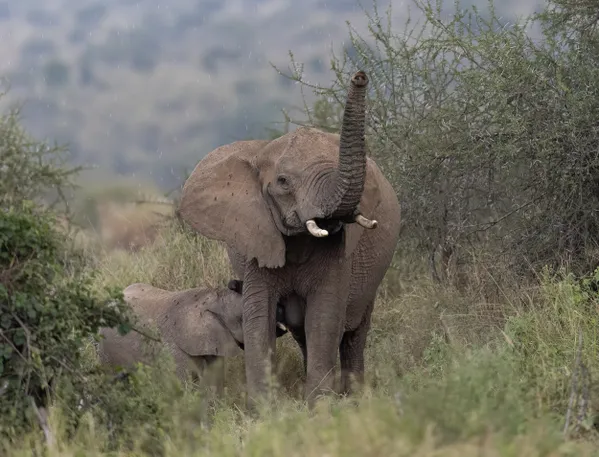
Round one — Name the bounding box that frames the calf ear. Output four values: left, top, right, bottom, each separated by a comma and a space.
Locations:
172, 310, 243, 358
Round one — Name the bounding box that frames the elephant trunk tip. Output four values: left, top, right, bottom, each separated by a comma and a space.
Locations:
351, 71, 369, 88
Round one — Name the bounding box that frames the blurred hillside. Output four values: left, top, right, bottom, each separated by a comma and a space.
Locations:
0, 0, 541, 191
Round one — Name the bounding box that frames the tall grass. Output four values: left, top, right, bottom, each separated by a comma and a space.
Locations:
92, 221, 233, 291
4, 218, 598, 456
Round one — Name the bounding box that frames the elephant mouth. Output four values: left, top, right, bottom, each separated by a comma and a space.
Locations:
282, 216, 343, 238
279, 207, 344, 238
264, 184, 345, 237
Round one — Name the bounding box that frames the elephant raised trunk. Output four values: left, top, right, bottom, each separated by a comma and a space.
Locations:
331, 70, 369, 218
305, 71, 377, 237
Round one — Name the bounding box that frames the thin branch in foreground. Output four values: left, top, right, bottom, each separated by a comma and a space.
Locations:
575, 362, 590, 433
30, 397, 54, 446
563, 327, 584, 436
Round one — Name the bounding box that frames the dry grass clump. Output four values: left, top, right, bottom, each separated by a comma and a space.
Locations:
93, 221, 233, 291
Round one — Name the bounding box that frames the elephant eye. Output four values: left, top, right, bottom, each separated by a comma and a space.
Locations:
276, 175, 290, 188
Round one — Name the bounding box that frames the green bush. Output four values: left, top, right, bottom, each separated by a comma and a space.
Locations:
0, 87, 135, 445
0, 203, 131, 440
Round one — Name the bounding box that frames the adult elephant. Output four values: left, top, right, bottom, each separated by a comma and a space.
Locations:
178, 71, 401, 408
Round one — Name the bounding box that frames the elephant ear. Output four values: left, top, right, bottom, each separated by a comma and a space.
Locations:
344, 158, 383, 258
179, 140, 286, 268
162, 291, 243, 358
177, 312, 242, 358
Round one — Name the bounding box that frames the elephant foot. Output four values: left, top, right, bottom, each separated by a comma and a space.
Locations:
339, 370, 365, 397
245, 386, 280, 417
304, 371, 338, 409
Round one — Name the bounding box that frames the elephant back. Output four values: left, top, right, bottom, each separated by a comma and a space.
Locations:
123, 283, 212, 320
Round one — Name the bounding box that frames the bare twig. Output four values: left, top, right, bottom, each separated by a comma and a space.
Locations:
30, 397, 54, 446
575, 363, 590, 432
563, 327, 584, 436
129, 324, 162, 343
438, 310, 453, 345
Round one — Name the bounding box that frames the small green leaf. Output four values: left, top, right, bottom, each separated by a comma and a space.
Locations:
117, 322, 132, 336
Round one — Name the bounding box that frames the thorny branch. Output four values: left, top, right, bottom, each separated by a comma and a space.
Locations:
563, 327, 586, 436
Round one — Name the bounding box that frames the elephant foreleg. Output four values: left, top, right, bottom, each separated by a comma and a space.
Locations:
242, 262, 279, 410
194, 355, 225, 398
304, 287, 348, 407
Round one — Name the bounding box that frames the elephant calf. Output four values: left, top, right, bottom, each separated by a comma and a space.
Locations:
97, 280, 299, 392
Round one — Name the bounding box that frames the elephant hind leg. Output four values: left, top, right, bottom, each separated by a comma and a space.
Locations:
339, 328, 367, 396
190, 355, 226, 398
339, 301, 373, 396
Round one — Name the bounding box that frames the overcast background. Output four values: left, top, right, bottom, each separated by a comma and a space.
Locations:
0, 0, 542, 191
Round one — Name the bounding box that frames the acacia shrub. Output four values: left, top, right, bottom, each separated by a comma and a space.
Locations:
0, 98, 77, 210
277, 0, 599, 281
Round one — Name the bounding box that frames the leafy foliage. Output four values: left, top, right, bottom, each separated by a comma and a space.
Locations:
0, 88, 132, 442
0, 204, 131, 438
54, 349, 207, 455
3, 256, 599, 455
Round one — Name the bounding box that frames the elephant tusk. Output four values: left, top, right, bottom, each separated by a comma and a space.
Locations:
355, 214, 378, 229
276, 322, 288, 332
306, 219, 329, 237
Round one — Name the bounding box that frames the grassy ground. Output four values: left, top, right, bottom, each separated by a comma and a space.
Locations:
5, 219, 599, 456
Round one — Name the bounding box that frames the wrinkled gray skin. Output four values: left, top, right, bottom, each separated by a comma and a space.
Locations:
97, 282, 299, 392
178, 71, 401, 409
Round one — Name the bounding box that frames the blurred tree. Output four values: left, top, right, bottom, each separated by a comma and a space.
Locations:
0, 2, 9, 21
20, 39, 56, 67
25, 9, 56, 28
75, 3, 107, 28
43, 59, 70, 87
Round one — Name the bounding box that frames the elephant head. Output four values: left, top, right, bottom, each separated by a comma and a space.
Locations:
178, 71, 376, 268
